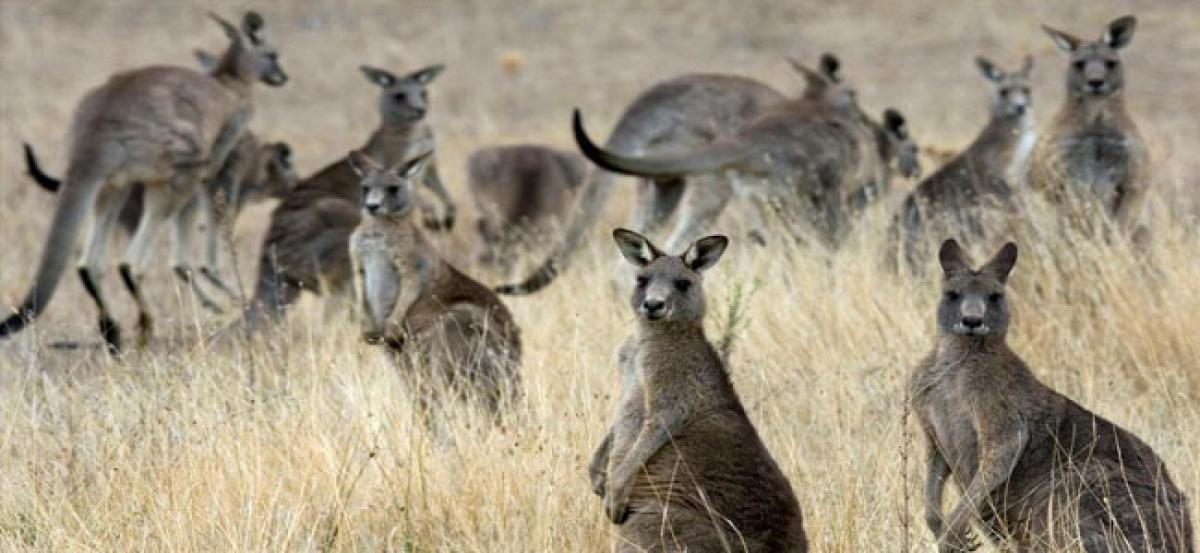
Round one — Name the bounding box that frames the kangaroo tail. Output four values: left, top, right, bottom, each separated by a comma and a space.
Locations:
23, 143, 62, 192
0, 164, 104, 338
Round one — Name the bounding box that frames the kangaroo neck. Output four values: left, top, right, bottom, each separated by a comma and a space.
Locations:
970, 113, 1031, 170
935, 331, 1008, 359
362, 120, 424, 164
1060, 92, 1127, 126
210, 47, 256, 98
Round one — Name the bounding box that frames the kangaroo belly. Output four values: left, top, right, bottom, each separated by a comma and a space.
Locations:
359, 252, 400, 329
1049, 130, 1133, 200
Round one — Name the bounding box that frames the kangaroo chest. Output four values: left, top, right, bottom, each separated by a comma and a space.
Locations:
913, 369, 985, 482
1046, 122, 1136, 198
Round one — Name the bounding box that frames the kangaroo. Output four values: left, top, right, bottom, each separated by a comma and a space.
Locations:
468, 144, 587, 269
911, 239, 1193, 552
1030, 16, 1148, 232
570, 96, 918, 254
588, 228, 807, 552
349, 151, 521, 416
889, 56, 1035, 274
236, 63, 455, 332
24, 135, 297, 308
0, 11, 286, 352
498, 54, 921, 295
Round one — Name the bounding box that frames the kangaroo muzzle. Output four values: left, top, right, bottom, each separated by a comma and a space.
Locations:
954, 297, 990, 335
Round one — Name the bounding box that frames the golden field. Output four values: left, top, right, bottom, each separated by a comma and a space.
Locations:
1, 0, 1198, 550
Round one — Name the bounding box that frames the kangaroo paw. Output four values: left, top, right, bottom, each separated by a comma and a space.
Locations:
99, 316, 122, 355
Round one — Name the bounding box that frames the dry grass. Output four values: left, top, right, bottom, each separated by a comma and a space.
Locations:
1, 0, 1198, 550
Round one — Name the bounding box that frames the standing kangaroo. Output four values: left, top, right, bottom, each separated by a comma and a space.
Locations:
350, 151, 522, 416
468, 144, 587, 269
911, 239, 1193, 552
0, 11, 287, 352
498, 54, 920, 295
236, 64, 455, 332
1030, 16, 1148, 232
889, 56, 1035, 274
590, 229, 807, 552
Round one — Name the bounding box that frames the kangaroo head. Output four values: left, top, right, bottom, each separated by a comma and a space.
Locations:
1042, 15, 1135, 98
258, 142, 298, 199
788, 54, 855, 109
882, 108, 922, 179
349, 150, 432, 217
612, 228, 728, 325
209, 11, 287, 87
976, 55, 1033, 119
936, 239, 1018, 338
360, 64, 445, 123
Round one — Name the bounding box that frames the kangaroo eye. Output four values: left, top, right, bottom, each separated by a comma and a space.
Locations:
635, 276, 649, 289
988, 293, 1004, 304
674, 279, 692, 293
1073, 60, 1087, 71
386, 186, 400, 195
999, 88, 1009, 97
361, 186, 369, 196
1104, 59, 1117, 69
945, 291, 961, 302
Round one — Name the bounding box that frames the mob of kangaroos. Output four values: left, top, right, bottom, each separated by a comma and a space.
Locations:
234, 63, 455, 333
1030, 15, 1149, 233
910, 239, 1193, 552
349, 151, 522, 417
889, 55, 1035, 274
590, 229, 807, 552
0, 11, 287, 352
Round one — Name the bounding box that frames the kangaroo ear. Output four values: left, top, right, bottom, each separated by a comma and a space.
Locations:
409, 64, 446, 85
612, 228, 661, 267
975, 57, 1004, 83
360, 65, 398, 88
938, 239, 974, 276
396, 151, 433, 178
210, 13, 244, 45
1103, 15, 1136, 49
981, 242, 1019, 284
242, 11, 264, 44
347, 150, 380, 178
682, 235, 729, 273
884, 108, 908, 139
788, 58, 828, 91
194, 49, 219, 71
819, 53, 842, 83
1042, 24, 1083, 53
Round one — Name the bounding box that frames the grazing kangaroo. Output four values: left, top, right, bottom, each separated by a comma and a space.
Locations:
468, 144, 586, 268
889, 56, 1035, 274
498, 54, 921, 295
349, 151, 521, 416
24, 135, 297, 309
1030, 16, 1148, 232
236, 63, 455, 332
590, 229, 807, 552
0, 11, 287, 352
571, 96, 918, 252
911, 239, 1193, 552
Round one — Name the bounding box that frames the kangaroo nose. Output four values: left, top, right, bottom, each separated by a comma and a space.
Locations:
642, 299, 666, 318
962, 316, 984, 329
365, 203, 380, 214
1087, 79, 1105, 90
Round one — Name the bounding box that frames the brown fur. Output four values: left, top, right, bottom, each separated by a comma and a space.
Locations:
910, 240, 1193, 552
350, 152, 521, 416
592, 229, 807, 552
468, 144, 586, 268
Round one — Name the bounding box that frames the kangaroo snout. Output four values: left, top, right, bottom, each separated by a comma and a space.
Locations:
640, 299, 667, 320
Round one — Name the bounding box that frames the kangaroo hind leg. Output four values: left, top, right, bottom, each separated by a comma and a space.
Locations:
78, 183, 134, 353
